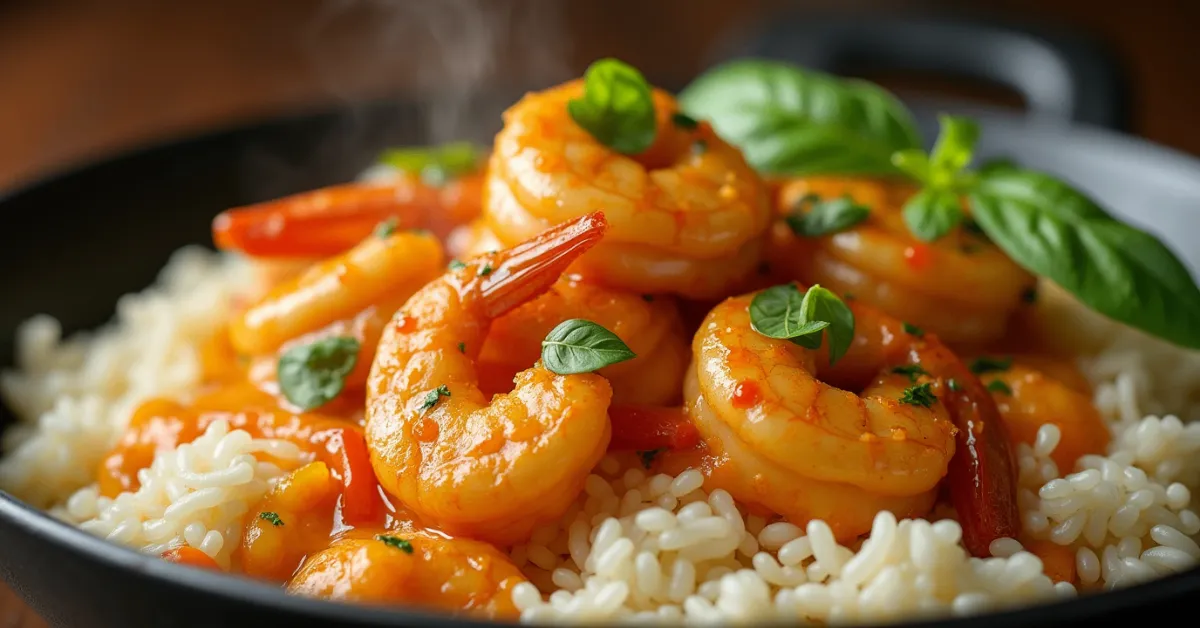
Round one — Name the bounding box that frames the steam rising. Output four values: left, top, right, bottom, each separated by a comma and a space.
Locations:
240, 0, 572, 200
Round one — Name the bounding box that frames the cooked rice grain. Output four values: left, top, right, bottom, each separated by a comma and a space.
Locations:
0, 247, 254, 507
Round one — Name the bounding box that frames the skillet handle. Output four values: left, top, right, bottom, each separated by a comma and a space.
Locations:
707, 12, 1131, 132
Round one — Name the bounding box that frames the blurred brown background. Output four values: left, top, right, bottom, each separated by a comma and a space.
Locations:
1, 0, 1198, 624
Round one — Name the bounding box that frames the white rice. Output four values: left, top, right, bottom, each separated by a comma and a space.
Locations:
0, 246, 255, 507
62, 419, 307, 567
2, 252, 1199, 624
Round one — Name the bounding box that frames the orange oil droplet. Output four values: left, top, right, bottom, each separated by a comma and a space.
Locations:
394, 314, 415, 333
731, 381, 761, 409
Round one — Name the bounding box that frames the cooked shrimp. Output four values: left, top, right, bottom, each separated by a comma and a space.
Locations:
213, 171, 484, 259
687, 286, 1019, 553
238, 461, 341, 581
485, 81, 772, 299
366, 212, 614, 545
976, 355, 1110, 472
476, 276, 689, 405
287, 528, 525, 620
229, 229, 444, 356
766, 177, 1036, 346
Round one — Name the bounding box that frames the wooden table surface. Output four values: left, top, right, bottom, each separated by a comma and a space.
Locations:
2, 0, 1199, 624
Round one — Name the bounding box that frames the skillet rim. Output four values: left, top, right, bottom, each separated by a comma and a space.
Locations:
2, 99, 1200, 627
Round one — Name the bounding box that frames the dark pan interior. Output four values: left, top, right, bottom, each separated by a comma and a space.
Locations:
2, 98, 1200, 627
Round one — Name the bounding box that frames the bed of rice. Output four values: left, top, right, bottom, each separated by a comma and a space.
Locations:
2, 250, 1199, 624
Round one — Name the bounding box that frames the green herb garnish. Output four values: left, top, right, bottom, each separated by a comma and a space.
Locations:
541, 319, 636, 375
277, 337, 360, 411
947, 378, 962, 392
671, 112, 699, 130
478, 263, 494, 277
1021, 286, 1038, 304
448, 260, 467, 271
969, 356, 1012, 374
421, 385, 451, 412
638, 448, 666, 469
902, 322, 924, 337
900, 383, 937, 408
457, 342, 466, 354
986, 380, 1013, 395
259, 512, 284, 527
785, 194, 870, 237
567, 58, 656, 154
378, 142, 481, 186
748, 284, 855, 365
678, 60, 921, 176
376, 535, 414, 553
891, 364, 929, 383
642, 294, 655, 302
374, 218, 398, 239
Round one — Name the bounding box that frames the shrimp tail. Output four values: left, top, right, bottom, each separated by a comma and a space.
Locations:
479, 211, 608, 318
943, 367, 1020, 557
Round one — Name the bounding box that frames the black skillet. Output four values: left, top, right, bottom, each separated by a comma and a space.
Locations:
2, 12, 1199, 628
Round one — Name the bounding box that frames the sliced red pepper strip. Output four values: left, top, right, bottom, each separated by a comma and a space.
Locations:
941, 362, 1020, 557
608, 405, 701, 452
161, 546, 221, 570
335, 427, 382, 527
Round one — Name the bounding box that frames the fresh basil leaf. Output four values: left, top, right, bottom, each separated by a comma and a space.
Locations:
671, 112, 699, 130
927, 115, 980, 182
567, 58, 656, 155
748, 284, 828, 341
804, 285, 855, 365
277, 337, 360, 411
978, 156, 1019, 175
748, 284, 854, 365
786, 195, 870, 237
378, 142, 481, 186
903, 187, 963, 242
970, 167, 1200, 349
678, 59, 921, 176
542, 319, 637, 374
891, 149, 931, 182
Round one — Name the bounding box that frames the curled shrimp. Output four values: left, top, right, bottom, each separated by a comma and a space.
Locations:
687, 286, 1019, 553
476, 276, 690, 406
485, 80, 772, 299
976, 355, 1110, 472
213, 171, 484, 259
766, 177, 1036, 346
366, 212, 614, 545
228, 229, 444, 358
287, 528, 526, 620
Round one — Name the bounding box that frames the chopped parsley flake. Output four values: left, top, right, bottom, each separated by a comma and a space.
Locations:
457, 342, 466, 353
479, 263, 494, 277
987, 380, 1013, 395
969, 355, 1012, 374
638, 448, 666, 469
902, 322, 925, 337
671, 112, 699, 130
947, 378, 962, 392
374, 218, 398, 238
899, 383, 937, 408
259, 511, 284, 526
376, 535, 414, 553
421, 385, 451, 412
448, 260, 467, 271
891, 364, 929, 383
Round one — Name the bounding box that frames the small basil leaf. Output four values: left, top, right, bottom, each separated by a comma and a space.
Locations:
786, 196, 871, 237
567, 58, 657, 155
891, 149, 931, 182
970, 167, 1200, 349
678, 60, 921, 176
542, 319, 637, 374
903, 187, 963, 242
802, 285, 855, 365
277, 337, 360, 410
378, 142, 481, 186
748, 284, 828, 342
928, 115, 980, 181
